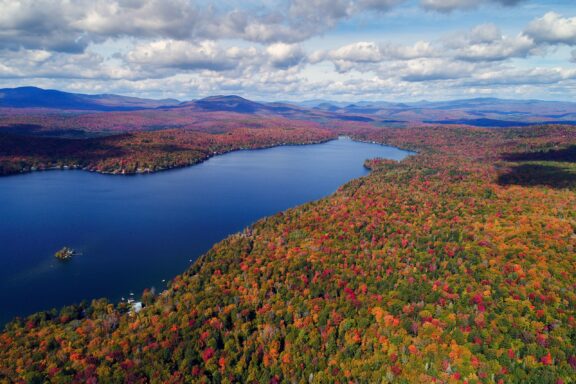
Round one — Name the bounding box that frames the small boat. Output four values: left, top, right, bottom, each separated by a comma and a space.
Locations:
54, 247, 76, 260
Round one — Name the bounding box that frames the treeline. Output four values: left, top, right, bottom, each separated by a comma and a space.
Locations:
0, 123, 335, 176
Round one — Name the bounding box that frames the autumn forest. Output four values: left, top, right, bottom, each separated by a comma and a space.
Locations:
0, 107, 574, 382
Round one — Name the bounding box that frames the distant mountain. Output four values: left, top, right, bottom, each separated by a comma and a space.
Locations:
184, 95, 327, 116
293, 97, 576, 127
185, 95, 270, 114
296, 96, 576, 111
285, 99, 350, 108
181, 95, 363, 121
2, 87, 576, 128
0, 86, 180, 111
293, 100, 406, 109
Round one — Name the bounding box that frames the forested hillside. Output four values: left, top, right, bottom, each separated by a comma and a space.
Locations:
1, 125, 575, 383
0, 116, 335, 176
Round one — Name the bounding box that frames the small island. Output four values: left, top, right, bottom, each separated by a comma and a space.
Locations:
54, 247, 76, 260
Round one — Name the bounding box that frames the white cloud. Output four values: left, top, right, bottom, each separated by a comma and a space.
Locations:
464, 66, 576, 86
0, 0, 407, 52
122, 39, 309, 80
382, 41, 437, 60
449, 24, 536, 61
315, 22, 539, 75
395, 58, 479, 81
421, 0, 481, 12
356, 0, 406, 12
289, 0, 352, 21
421, 0, 525, 13
266, 43, 306, 69
0, 0, 90, 52
72, 0, 202, 40
467, 23, 502, 44
1, 1, 575, 102
327, 42, 383, 63
525, 12, 576, 45
0, 0, 331, 51
0, 48, 134, 80
126, 40, 254, 72
0, 0, 533, 54
317, 41, 436, 72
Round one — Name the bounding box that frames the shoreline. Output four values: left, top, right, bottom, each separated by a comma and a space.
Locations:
0, 136, 414, 326
0, 137, 338, 178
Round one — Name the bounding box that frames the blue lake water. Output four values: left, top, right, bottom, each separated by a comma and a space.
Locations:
0, 137, 411, 325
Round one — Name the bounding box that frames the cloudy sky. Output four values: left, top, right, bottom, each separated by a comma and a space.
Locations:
1, 0, 576, 101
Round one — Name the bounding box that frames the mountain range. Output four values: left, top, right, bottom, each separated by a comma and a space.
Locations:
2, 86, 576, 127
0, 86, 180, 111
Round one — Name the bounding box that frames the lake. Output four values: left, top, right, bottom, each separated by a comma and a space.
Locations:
0, 137, 411, 325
